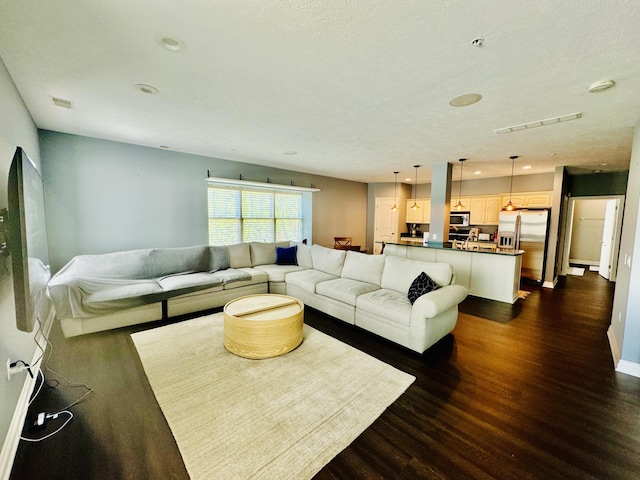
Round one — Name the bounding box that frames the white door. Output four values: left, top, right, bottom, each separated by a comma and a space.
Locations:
599, 199, 618, 280
374, 197, 398, 254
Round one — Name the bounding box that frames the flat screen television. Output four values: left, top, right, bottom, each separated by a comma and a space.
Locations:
6, 147, 51, 333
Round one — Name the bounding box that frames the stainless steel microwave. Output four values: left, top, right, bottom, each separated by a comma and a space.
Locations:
450, 212, 470, 226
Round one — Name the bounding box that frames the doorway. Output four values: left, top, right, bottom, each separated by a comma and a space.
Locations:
561, 195, 625, 281
373, 197, 399, 254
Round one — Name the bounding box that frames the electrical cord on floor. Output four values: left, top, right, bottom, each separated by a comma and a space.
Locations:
18, 315, 94, 442
20, 411, 74, 443
45, 367, 94, 410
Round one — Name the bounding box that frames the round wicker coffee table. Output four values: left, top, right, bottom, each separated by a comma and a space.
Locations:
223, 294, 304, 359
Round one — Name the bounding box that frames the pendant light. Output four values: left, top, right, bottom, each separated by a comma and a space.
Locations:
453, 158, 466, 211
410, 165, 420, 211
503, 155, 518, 211
391, 171, 399, 211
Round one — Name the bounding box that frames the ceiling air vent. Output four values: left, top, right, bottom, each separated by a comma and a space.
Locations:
494, 112, 582, 134
50, 96, 74, 109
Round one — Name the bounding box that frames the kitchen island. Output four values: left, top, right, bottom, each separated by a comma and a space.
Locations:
382, 241, 524, 304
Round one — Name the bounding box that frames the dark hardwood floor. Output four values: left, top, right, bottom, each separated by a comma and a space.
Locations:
10, 271, 640, 479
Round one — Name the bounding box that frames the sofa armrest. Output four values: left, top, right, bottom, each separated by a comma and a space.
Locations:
411, 284, 468, 320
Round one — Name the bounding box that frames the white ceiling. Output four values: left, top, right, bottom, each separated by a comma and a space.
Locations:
1, 0, 639, 183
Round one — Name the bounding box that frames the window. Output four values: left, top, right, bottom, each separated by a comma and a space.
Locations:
208, 185, 303, 245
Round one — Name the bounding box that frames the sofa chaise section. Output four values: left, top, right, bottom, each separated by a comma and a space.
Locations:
355, 255, 468, 353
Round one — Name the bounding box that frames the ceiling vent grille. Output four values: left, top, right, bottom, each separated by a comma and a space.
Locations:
50, 96, 73, 109
495, 112, 582, 134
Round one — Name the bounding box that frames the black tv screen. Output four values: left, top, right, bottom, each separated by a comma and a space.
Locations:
7, 147, 51, 333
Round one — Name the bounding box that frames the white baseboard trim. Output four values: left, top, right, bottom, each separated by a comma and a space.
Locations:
542, 278, 557, 289
607, 326, 621, 366
616, 360, 640, 378
0, 309, 54, 480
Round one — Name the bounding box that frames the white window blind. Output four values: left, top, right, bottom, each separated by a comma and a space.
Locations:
208, 185, 303, 245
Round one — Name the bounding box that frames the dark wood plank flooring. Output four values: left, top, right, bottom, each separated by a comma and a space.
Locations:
10, 270, 640, 479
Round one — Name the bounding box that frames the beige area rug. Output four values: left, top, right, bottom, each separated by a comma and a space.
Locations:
131, 313, 415, 480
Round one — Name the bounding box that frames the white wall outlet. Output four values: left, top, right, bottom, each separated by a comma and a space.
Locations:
432, 233, 437, 240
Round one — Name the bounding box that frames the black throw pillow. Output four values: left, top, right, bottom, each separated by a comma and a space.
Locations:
408, 272, 440, 304
276, 245, 298, 265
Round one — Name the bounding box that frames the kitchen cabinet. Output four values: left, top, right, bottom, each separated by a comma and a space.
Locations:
406, 199, 430, 223
451, 195, 501, 225
469, 197, 486, 224
501, 191, 552, 209
484, 196, 501, 223
524, 192, 552, 207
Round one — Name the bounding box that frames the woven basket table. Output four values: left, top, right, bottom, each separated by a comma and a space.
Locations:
223, 294, 304, 359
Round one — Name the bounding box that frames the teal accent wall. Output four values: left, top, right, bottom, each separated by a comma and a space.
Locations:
568, 171, 629, 197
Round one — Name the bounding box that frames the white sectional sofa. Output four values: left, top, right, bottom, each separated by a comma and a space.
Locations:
48, 241, 467, 353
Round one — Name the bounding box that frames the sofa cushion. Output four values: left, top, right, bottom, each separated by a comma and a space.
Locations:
408, 272, 441, 304
381, 256, 452, 294
341, 251, 385, 286
291, 241, 313, 268
356, 289, 413, 327
158, 272, 225, 291
252, 264, 307, 282
276, 245, 297, 265
315, 278, 380, 307
85, 281, 163, 304
311, 244, 346, 276
227, 243, 251, 268
208, 246, 231, 272
146, 246, 209, 277
250, 241, 290, 266
285, 269, 338, 293
223, 267, 269, 289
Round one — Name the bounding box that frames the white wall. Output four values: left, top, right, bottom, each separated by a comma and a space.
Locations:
0, 57, 42, 473
612, 116, 640, 369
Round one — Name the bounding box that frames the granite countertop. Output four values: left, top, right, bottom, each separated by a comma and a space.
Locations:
387, 241, 524, 256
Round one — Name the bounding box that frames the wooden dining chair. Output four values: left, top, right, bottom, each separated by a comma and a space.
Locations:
334, 237, 352, 250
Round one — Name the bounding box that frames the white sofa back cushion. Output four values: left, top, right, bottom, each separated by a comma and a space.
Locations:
341, 251, 385, 286
311, 244, 346, 277
291, 241, 313, 268
381, 256, 453, 294
227, 243, 251, 268
250, 241, 289, 266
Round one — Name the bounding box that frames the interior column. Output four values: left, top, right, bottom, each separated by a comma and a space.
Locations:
428, 162, 453, 246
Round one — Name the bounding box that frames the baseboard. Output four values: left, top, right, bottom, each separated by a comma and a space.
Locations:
607, 326, 621, 366
0, 308, 54, 480
616, 360, 640, 378
542, 278, 557, 289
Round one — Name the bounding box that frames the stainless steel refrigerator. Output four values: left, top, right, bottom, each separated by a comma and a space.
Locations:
498, 209, 550, 283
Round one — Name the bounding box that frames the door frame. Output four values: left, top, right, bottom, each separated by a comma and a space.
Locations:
560, 195, 625, 280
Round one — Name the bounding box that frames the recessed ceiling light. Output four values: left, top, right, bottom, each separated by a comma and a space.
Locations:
471, 37, 484, 47
50, 96, 73, 109
593, 170, 603, 174
449, 93, 482, 107
598, 163, 608, 166
283, 151, 297, 155
136, 84, 159, 94
159, 145, 170, 149
523, 165, 532, 170
588, 80, 615, 93
474, 171, 482, 175
155, 34, 186, 52
405, 177, 412, 182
